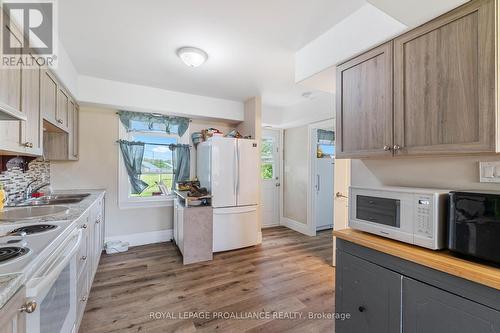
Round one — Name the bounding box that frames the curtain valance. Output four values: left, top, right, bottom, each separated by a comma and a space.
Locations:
317, 129, 335, 144
118, 110, 190, 137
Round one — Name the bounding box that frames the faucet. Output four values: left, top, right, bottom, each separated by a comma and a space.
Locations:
24, 179, 51, 201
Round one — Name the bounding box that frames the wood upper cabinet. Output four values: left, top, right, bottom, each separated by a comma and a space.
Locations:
41, 70, 58, 125
393, 0, 496, 156
336, 42, 394, 158
0, 25, 22, 118
56, 88, 69, 131
21, 56, 43, 156
68, 99, 79, 160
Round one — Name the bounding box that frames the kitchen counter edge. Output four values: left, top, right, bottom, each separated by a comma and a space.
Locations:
334, 228, 500, 291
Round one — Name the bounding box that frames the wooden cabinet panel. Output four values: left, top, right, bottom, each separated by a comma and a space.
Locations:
394, 0, 495, 155
68, 99, 79, 160
335, 251, 401, 333
403, 277, 500, 333
336, 42, 393, 158
21, 57, 42, 156
0, 287, 26, 333
41, 70, 58, 124
56, 88, 69, 130
0, 26, 22, 117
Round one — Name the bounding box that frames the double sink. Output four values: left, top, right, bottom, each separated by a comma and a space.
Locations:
0, 193, 90, 221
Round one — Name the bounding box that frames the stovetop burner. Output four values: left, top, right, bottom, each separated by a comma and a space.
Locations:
10, 224, 57, 235
0, 247, 29, 263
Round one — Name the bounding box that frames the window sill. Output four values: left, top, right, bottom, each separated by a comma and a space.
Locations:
119, 196, 175, 210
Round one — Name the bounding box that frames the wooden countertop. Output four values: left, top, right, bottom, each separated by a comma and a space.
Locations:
334, 229, 500, 291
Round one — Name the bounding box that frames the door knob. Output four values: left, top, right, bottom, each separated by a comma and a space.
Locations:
20, 300, 37, 313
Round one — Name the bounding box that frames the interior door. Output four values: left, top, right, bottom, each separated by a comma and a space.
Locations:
261, 129, 280, 227
236, 139, 259, 206
211, 138, 237, 208
313, 129, 335, 231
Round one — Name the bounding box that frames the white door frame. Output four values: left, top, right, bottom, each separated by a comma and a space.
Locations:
261, 127, 282, 228
307, 119, 335, 236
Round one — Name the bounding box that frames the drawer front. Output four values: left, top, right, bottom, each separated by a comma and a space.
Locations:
77, 267, 89, 318
76, 228, 89, 279
336, 251, 401, 333
403, 277, 500, 333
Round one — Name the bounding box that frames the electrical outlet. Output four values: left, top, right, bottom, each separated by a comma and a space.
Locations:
479, 162, 500, 183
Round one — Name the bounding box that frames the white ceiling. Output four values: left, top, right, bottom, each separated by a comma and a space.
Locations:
59, 0, 365, 108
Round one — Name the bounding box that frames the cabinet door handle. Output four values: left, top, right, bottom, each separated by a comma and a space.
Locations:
358, 306, 366, 313
23, 142, 33, 148
393, 145, 401, 151
81, 255, 87, 261
81, 224, 87, 229
19, 300, 37, 313
383, 145, 392, 151
81, 296, 87, 302
57, 119, 63, 124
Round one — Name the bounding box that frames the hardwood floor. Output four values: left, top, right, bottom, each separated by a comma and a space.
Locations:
80, 227, 335, 333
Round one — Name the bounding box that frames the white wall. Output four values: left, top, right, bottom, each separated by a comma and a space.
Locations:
283, 125, 309, 224
78, 76, 244, 122
352, 156, 500, 191
367, 0, 470, 27
50, 107, 238, 241
295, 3, 406, 83
263, 92, 334, 129
50, 107, 172, 240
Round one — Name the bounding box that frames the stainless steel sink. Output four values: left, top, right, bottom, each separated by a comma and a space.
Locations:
13, 193, 90, 207
0, 206, 70, 221
40, 193, 90, 200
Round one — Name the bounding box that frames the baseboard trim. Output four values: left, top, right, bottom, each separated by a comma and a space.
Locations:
281, 217, 314, 236
105, 229, 173, 247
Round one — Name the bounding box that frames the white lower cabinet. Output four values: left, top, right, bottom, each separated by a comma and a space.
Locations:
0, 287, 27, 333
74, 195, 105, 333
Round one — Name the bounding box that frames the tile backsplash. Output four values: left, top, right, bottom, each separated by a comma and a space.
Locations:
0, 158, 51, 204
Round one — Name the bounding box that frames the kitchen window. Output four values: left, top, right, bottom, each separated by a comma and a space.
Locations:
118, 118, 189, 209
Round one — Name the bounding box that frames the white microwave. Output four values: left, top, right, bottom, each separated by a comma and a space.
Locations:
349, 186, 450, 250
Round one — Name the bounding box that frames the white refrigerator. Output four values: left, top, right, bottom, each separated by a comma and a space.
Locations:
197, 137, 261, 252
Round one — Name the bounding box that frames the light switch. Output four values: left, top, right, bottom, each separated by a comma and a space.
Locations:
479, 162, 500, 183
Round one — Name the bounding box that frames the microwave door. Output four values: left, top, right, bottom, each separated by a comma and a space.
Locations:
356, 195, 401, 228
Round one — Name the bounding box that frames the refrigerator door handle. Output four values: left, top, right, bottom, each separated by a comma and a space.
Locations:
236, 141, 240, 196
234, 141, 238, 199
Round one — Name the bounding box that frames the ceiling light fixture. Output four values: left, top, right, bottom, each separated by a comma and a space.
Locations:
177, 47, 208, 67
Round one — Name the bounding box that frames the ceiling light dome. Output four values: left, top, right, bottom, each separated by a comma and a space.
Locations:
177, 47, 208, 67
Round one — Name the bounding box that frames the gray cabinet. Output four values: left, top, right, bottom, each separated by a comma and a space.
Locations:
335, 42, 393, 158
403, 278, 500, 333
335, 0, 498, 159
393, 0, 495, 156
335, 239, 500, 333
335, 251, 401, 333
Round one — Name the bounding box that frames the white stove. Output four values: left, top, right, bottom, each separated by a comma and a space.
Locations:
0, 220, 74, 276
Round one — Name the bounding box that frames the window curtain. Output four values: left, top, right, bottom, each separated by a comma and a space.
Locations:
118, 140, 148, 194
317, 129, 335, 144
172, 144, 190, 189
118, 110, 190, 137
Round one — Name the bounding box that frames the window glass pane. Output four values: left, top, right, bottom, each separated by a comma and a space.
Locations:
261, 138, 274, 160
317, 144, 335, 159
261, 163, 274, 180
130, 134, 177, 197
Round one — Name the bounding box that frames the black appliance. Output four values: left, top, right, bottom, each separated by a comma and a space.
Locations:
448, 191, 500, 265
